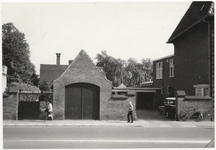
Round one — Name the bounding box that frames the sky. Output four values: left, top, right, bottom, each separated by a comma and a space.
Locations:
1, 0, 192, 74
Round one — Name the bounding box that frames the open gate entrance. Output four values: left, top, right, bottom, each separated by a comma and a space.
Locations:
65, 83, 100, 120
136, 92, 154, 109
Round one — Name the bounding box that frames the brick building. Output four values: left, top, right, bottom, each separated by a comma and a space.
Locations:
153, 2, 214, 104
153, 55, 174, 105
40, 53, 68, 89
53, 50, 113, 120
168, 1, 214, 98
40, 50, 161, 120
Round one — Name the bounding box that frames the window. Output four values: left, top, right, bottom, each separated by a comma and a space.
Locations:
156, 62, 163, 79
169, 59, 174, 77
167, 86, 173, 94
194, 84, 210, 96
196, 88, 202, 96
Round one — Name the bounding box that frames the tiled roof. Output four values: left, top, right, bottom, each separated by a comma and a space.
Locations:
167, 1, 214, 43
40, 64, 68, 70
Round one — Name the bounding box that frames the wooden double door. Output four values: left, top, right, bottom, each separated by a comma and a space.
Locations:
65, 83, 100, 120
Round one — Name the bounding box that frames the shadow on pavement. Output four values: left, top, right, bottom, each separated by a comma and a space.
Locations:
136, 109, 174, 121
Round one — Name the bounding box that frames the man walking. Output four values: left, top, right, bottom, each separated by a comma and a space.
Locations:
45, 101, 53, 121
127, 101, 133, 123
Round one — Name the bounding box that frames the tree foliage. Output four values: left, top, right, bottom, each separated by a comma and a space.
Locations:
2, 23, 37, 84
95, 51, 128, 87
95, 51, 153, 87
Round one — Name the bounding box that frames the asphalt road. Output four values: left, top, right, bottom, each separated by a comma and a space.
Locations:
3, 126, 214, 149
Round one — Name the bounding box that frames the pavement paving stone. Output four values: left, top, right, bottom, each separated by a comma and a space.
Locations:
3, 109, 214, 128
2, 120, 214, 128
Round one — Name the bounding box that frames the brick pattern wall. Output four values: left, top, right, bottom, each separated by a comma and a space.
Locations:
3, 94, 18, 120
104, 95, 137, 121
210, 19, 214, 98
153, 55, 175, 104
174, 22, 209, 95
40, 64, 68, 87
53, 50, 113, 120
177, 96, 213, 120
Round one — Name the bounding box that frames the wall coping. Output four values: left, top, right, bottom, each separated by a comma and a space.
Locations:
185, 96, 212, 100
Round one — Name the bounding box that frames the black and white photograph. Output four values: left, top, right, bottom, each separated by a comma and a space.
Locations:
1, 0, 215, 149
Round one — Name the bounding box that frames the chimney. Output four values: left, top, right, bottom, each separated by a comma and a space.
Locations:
68, 60, 73, 65
56, 53, 61, 65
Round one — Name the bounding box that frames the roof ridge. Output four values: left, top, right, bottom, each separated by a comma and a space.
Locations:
54, 50, 112, 84
167, 1, 213, 43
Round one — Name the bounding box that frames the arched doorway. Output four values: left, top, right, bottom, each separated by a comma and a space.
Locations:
65, 83, 100, 120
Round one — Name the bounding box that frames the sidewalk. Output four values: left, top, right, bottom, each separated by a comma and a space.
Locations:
3, 119, 215, 128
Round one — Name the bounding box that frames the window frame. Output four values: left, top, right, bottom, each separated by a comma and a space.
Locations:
156, 62, 163, 79
193, 84, 210, 96
169, 59, 174, 77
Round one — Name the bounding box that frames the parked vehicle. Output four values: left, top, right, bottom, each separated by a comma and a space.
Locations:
158, 97, 175, 115
164, 97, 176, 118
158, 105, 165, 115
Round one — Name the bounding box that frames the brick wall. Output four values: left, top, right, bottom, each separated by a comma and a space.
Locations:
104, 94, 137, 121
174, 22, 209, 95
153, 55, 175, 104
40, 64, 68, 87
3, 94, 18, 120
210, 19, 214, 98
53, 50, 113, 120
177, 96, 213, 120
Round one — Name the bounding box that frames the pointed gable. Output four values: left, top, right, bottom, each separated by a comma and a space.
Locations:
167, 1, 214, 43
56, 50, 111, 84
53, 50, 112, 120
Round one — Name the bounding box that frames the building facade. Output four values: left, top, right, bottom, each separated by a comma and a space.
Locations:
153, 55, 175, 105
53, 50, 113, 120
153, 2, 214, 103
40, 53, 68, 89
167, 1, 214, 98
40, 50, 160, 120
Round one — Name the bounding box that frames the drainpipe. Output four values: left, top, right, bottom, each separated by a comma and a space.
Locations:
203, 19, 211, 97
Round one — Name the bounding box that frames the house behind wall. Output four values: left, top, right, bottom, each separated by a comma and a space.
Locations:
154, 2, 214, 102
167, 2, 214, 98
153, 55, 175, 104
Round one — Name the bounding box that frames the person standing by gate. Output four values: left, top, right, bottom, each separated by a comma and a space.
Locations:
45, 101, 53, 121
127, 101, 133, 123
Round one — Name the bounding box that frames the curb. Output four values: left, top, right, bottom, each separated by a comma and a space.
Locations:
3, 120, 214, 128
3, 123, 214, 128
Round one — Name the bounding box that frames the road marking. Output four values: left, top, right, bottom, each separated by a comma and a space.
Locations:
159, 125, 171, 127
181, 125, 197, 127
15, 139, 210, 144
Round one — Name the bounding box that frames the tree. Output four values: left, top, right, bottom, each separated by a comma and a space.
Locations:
95, 51, 153, 87
38, 81, 53, 102
125, 58, 153, 87
30, 73, 40, 87
125, 58, 143, 86
141, 58, 153, 81
2, 23, 36, 84
95, 51, 128, 87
